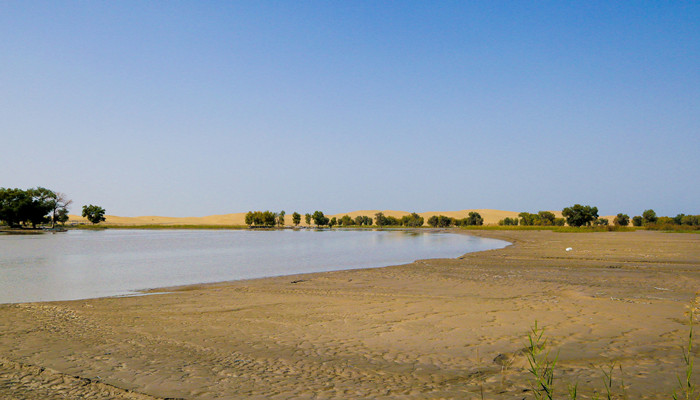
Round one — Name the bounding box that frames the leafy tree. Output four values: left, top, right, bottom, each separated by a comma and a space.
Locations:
339, 215, 354, 226
561, 204, 598, 227
374, 212, 388, 227
82, 204, 106, 224
498, 217, 519, 226
51, 192, 72, 227
427, 215, 439, 227
329, 217, 337, 228
428, 215, 453, 228
553, 218, 566, 226
305, 213, 311, 225
354, 215, 372, 226
401, 212, 424, 227
642, 209, 658, 225
278, 210, 285, 227
594, 218, 609, 226
613, 213, 630, 226
312, 211, 329, 227
245, 211, 277, 227
682, 215, 700, 226
537, 211, 556, 226
0, 188, 29, 227
264, 211, 277, 227
466, 212, 484, 226
0, 187, 63, 228
292, 212, 301, 226
519, 212, 540, 226
674, 214, 686, 225
245, 211, 254, 226
385, 216, 400, 226
632, 216, 643, 226
438, 216, 453, 227
55, 207, 70, 225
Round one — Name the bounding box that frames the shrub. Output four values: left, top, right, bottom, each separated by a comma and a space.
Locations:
614, 213, 630, 226
643, 209, 658, 225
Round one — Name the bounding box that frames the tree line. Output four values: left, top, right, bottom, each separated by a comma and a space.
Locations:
244, 210, 486, 228
0, 187, 108, 228
0, 187, 71, 228
498, 205, 699, 229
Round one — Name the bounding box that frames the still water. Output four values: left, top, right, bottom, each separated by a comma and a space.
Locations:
0, 229, 509, 304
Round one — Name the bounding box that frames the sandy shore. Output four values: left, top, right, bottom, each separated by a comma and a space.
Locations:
1, 230, 699, 399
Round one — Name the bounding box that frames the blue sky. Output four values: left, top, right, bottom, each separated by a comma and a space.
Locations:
2, 1, 698, 217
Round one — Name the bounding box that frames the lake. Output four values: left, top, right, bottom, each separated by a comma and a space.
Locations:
0, 229, 509, 304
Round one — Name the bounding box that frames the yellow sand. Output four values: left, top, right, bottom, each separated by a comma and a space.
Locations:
68, 209, 557, 226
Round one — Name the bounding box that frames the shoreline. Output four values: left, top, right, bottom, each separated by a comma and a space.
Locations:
0, 228, 501, 305
1, 230, 699, 399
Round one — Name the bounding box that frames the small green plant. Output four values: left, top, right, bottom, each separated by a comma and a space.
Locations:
674, 295, 700, 400
526, 321, 559, 400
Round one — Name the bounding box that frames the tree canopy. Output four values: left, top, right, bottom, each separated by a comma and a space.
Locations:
312, 211, 329, 227
292, 212, 301, 226
82, 204, 106, 224
0, 187, 71, 228
562, 204, 599, 227
245, 211, 277, 227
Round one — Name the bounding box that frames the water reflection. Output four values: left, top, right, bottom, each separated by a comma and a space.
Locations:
0, 229, 508, 304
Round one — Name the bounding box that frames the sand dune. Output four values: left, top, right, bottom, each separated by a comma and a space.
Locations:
68, 209, 557, 226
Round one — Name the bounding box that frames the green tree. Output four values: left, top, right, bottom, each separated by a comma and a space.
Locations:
427, 215, 453, 228
594, 218, 609, 226
613, 213, 630, 226
385, 216, 400, 226
537, 211, 556, 226
561, 204, 598, 227
245, 211, 254, 226
82, 204, 106, 224
0, 187, 63, 228
292, 212, 301, 226
329, 217, 337, 228
339, 215, 354, 226
466, 212, 484, 226
632, 215, 643, 226
674, 214, 686, 225
642, 209, 658, 225
374, 212, 388, 227
50, 192, 72, 227
278, 210, 285, 227
401, 212, 424, 227
519, 212, 540, 226
55, 207, 70, 225
305, 213, 311, 225
312, 211, 329, 227
438, 216, 453, 227
498, 217, 519, 226
0, 188, 30, 227
427, 215, 439, 227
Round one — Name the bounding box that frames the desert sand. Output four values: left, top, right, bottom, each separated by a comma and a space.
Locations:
67, 209, 556, 226
1, 230, 699, 399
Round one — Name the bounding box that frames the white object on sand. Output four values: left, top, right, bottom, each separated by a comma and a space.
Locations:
565, 247, 573, 252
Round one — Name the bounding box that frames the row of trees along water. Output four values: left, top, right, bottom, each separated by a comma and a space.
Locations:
0, 187, 107, 228
244, 210, 485, 228
498, 204, 700, 229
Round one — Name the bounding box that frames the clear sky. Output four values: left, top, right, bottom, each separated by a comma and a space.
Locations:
2, 1, 698, 217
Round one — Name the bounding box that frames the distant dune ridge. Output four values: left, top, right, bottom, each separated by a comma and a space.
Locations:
66, 209, 588, 226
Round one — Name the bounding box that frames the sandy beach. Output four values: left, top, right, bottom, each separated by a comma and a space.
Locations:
1, 230, 699, 399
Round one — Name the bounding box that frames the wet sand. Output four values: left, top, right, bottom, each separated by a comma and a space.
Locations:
1, 230, 699, 399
